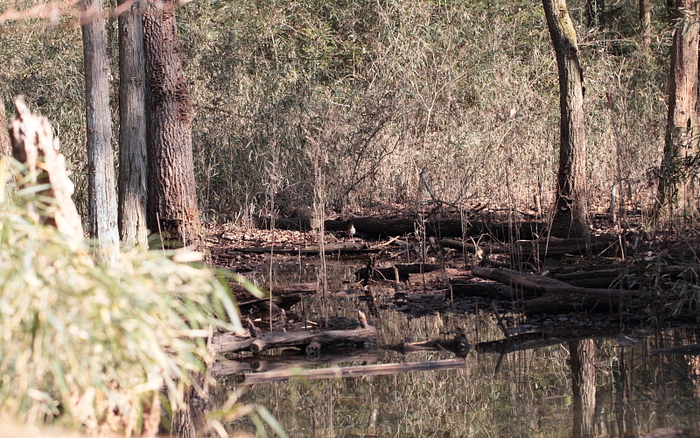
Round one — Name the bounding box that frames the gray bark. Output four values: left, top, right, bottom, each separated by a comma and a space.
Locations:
82, 0, 119, 263
117, 0, 148, 247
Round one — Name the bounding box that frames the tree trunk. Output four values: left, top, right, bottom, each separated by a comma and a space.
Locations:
640, 0, 652, 47
117, 0, 148, 248
543, 0, 590, 239
658, 0, 699, 218
82, 0, 119, 264
142, 0, 202, 248
0, 97, 11, 156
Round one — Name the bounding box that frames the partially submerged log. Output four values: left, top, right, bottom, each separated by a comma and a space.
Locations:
356, 262, 441, 282
440, 238, 507, 254
237, 242, 369, 255
471, 266, 634, 313
234, 282, 317, 311
384, 330, 472, 357
211, 351, 379, 375
212, 311, 377, 355
448, 280, 535, 300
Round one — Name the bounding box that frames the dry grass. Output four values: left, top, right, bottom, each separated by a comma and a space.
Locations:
0, 159, 244, 435
0, 0, 679, 222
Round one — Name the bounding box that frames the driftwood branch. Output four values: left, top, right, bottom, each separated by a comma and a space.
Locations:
212, 311, 377, 355
9, 96, 83, 239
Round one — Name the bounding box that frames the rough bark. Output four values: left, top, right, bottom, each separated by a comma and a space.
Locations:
143, 0, 201, 248
658, 0, 699, 217
82, 0, 119, 263
117, 0, 148, 247
543, 0, 590, 239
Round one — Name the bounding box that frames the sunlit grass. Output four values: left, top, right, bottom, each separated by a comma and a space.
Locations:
0, 161, 245, 434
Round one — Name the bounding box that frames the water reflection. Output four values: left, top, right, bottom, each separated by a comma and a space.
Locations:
212, 266, 700, 438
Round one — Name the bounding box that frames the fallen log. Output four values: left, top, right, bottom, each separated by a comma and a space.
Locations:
235, 283, 317, 311
440, 238, 507, 254
356, 263, 441, 282
471, 266, 633, 313
254, 215, 545, 241
448, 280, 535, 300
511, 235, 618, 259
212, 311, 377, 355
242, 358, 468, 384
236, 242, 370, 255
551, 268, 632, 289
352, 217, 543, 240
384, 330, 472, 356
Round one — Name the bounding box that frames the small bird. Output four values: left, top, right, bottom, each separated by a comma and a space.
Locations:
347, 222, 356, 240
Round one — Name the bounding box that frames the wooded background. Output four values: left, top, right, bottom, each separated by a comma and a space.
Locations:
0, 0, 677, 222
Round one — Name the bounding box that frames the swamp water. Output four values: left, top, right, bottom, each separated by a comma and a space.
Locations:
211, 262, 700, 437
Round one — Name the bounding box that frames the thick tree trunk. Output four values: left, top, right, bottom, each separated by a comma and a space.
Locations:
658, 0, 699, 217
117, 0, 148, 247
543, 0, 590, 239
143, 0, 202, 248
82, 0, 119, 263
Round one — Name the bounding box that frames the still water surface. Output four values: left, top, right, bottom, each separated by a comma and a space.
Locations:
212, 262, 700, 437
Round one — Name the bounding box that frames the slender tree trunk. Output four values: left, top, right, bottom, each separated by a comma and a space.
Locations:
0, 97, 11, 156
82, 0, 119, 263
639, 0, 652, 47
586, 0, 605, 28
658, 0, 699, 217
543, 0, 590, 239
117, 0, 148, 247
142, 0, 201, 248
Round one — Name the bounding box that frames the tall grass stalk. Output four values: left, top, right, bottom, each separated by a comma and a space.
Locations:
0, 159, 243, 434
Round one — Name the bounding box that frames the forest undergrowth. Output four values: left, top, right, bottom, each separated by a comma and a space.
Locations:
0, 0, 677, 226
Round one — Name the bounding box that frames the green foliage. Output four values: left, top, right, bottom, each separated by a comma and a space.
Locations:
0, 160, 242, 433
